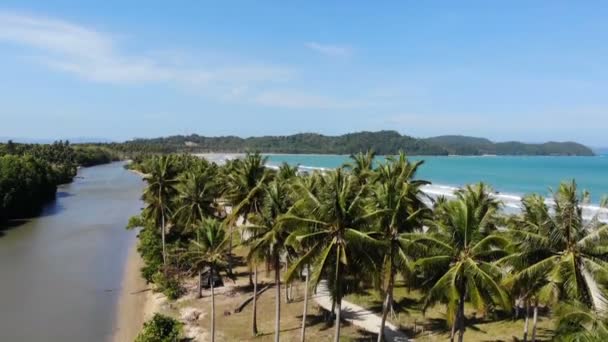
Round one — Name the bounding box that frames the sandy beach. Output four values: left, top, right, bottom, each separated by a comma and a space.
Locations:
112, 242, 153, 342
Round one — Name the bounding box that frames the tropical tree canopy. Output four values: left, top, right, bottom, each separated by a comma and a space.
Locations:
502, 181, 608, 310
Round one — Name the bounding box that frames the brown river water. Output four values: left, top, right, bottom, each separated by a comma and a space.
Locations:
0, 162, 143, 341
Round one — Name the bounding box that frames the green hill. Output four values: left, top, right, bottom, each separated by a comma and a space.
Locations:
424, 135, 594, 156
110, 131, 595, 156
116, 131, 448, 155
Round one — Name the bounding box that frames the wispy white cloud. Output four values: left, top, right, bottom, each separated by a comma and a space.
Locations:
305, 42, 352, 57
0, 11, 292, 86
0, 11, 374, 110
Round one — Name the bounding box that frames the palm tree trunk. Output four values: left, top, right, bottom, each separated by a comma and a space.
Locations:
450, 319, 457, 342
228, 224, 233, 274
334, 296, 342, 342
249, 265, 254, 287
377, 254, 394, 342
523, 300, 529, 342
161, 211, 167, 266
210, 266, 216, 342
531, 300, 538, 342
252, 264, 258, 336
197, 270, 202, 298
289, 283, 293, 302
457, 286, 466, 342
275, 255, 281, 342
333, 250, 342, 342
300, 264, 310, 342
285, 258, 290, 303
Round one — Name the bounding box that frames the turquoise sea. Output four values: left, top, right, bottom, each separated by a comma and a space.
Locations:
266, 154, 608, 206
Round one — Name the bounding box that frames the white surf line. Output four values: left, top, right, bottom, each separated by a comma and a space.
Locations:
206, 153, 607, 223
281, 163, 608, 223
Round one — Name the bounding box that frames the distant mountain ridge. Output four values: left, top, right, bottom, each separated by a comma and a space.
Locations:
423, 135, 594, 156
117, 131, 595, 156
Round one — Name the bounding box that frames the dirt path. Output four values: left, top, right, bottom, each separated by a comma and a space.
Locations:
313, 280, 408, 342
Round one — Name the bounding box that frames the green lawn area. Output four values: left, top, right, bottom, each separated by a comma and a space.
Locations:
346, 282, 555, 342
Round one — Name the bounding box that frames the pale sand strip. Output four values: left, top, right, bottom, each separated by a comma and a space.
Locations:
112, 242, 155, 342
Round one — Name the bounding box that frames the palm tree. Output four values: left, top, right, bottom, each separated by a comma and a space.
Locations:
284, 172, 323, 342
284, 168, 377, 342
501, 194, 553, 342
412, 183, 511, 342
554, 301, 608, 341
142, 155, 178, 265
277, 162, 299, 182
501, 181, 608, 341
224, 152, 273, 336
344, 150, 376, 184
244, 178, 294, 342
225, 152, 271, 223
174, 164, 221, 297
188, 218, 229, 342
368, 153, 430, 342
276, 162, 299, 302
174, 164, 220, 229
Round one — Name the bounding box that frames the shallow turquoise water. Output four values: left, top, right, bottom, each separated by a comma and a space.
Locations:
266, 154, 608, 202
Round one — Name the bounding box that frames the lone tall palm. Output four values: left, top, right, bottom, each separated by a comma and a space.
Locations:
188, 218, 229, 342
412, 183, 511, 342
224, 152, 273, 336
174, 161, 221, 296
285, 168, 376, 342
245, 177, 294, 342
142, 155, 178, 265
368, 152, 429, 341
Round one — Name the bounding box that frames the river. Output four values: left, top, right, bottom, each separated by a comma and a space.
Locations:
0, 162, 143, 341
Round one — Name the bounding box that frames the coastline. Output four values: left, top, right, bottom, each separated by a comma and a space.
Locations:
112, 238, 153, 342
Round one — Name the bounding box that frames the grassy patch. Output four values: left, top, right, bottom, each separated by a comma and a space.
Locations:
156, 244, 375, 341
346, 282, 555, 341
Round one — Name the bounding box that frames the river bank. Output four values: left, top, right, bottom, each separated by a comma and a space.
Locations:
112, 239, 164, 342
111, 168, 154, 341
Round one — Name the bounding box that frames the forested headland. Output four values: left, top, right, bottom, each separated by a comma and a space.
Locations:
109, 130, 595, 156
0, 141, 119, 222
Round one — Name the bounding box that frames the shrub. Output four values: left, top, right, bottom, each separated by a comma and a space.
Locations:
133, 224, 163, 282
135, 313, 182, 342
152, 271, 184, 300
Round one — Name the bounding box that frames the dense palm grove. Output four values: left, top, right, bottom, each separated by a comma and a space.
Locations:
129, 151, 608, 342
0, 141, 118, 221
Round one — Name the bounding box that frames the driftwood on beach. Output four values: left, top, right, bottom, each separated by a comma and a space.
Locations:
233, 285, 272, 313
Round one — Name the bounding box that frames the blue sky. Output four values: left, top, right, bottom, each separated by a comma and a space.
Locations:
1, 1, 607, 145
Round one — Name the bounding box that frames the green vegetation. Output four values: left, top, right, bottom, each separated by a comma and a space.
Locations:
135, 313, 183, 342
107, 131, 594, 156
113, 131, 447, 155
186, 218, 230, 342
0, 140, 118, 222
129, 151, 608, 342
423, 135, 595, 156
